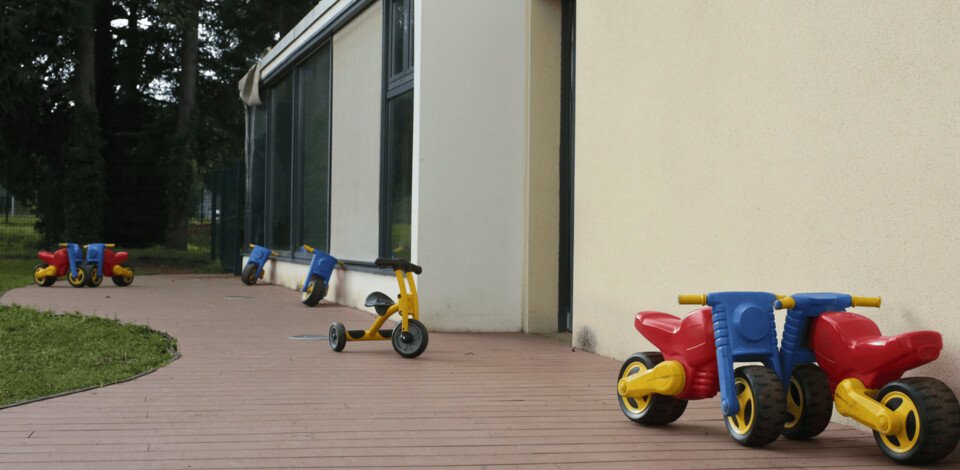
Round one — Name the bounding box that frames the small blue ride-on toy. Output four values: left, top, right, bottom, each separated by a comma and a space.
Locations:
296, 245, 338, 306
241, 244, 278, 285
83, 243, 134, 287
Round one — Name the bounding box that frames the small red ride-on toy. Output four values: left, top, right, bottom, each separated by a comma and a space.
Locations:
83, 243, 135, 287
34, 243, 87, 288
617, 292, 787, 447
776, 293, 960, 464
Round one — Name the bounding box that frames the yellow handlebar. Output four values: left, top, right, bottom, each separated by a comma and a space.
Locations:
678, 294, 707, 305
58, 243, 68, 248
249, 243, 255, 249
775, 296, 796, 310
105, 244, 116, 248
851, 296, 881, 308
302, 244, 315, 253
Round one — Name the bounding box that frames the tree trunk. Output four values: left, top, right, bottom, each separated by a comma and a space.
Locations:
164, 0, 200, 250
62, 0, 105, 243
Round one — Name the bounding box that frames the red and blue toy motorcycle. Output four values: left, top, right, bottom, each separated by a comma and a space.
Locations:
33, 243, 87, 288
241, 244, 277, 285
83, 243, 134, 287
617, 292, 786, 446
297, 244, 337, 306
775, 293, 960, 464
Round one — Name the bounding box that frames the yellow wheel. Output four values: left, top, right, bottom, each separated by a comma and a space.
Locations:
616, 352, 687, 425
111, 265, 134, 287
87, 265, 102, 288
724, 366, 785, 447
782, 364, 832, 440
873, 378, 960, 464
301, 276, 327, 306
67, 266, 87, 288
34, 264, 55, 287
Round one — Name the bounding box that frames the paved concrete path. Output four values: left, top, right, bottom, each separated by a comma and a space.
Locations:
1, 275, 953, 469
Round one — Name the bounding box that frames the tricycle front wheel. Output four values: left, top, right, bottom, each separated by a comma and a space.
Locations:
241, 263, 258, 285
724, 366, 786, 447
392, 319, 428, 358
616, 352, 687, 425
67, 266, 87, 288
782, 364, 833, 440
300, 276, 327, 306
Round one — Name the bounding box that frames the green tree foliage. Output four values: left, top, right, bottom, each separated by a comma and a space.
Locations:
0, 0, 315, 248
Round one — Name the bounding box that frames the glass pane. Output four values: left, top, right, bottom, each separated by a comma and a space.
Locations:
269, 76, 293, 251
391, 0, 409, 77
300, 45, 331, 251
248, 105, 267, 246
385, 91, 413, 259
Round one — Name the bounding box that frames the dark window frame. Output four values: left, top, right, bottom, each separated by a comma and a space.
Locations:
245, 40, 334, 260
379, 0, 415, 260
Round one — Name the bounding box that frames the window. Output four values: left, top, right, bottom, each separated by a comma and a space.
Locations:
268, 75, 294, 251
381, 0, 414, 259
246, 106, 267, 246
299, 46, 332, 251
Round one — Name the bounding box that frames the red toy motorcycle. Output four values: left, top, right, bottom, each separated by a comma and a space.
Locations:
776, 293, 959, 464
34, 243, 87, 288
84, 243, 135, 287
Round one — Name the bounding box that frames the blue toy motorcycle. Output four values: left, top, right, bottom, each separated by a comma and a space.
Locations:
241, 244, 277, 285
34, 243, 87, 288
297, 245, 338, 306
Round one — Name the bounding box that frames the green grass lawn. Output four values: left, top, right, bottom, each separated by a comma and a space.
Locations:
0, 258, 36, 296
0, 304, 177, 407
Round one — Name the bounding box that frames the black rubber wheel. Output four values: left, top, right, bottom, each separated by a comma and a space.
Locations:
782, 364, 833, 440
241, 263, 258, 285
724, 366, 786, 447
300, 276, 327, 306
616, 352, 688, 425
872, 377, 960, 464
329, 322, 346, 352
392, 319, 428, 358
111, 265, 134, 287
67, 265, 87, 288
86, 265, 103, 288
34, 264, 55, 287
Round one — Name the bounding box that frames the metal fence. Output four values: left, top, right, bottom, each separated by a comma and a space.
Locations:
209, 163, 245, 275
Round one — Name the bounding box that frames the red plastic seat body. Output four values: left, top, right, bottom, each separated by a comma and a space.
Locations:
37, 249, 70, 277
102, 249, 129, 275
810, 311, 942, 391
635, 307, 719, 400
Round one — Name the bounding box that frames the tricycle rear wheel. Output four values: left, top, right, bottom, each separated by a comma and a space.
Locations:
112, 265, 134, 286
616, 352, 688, 425
782, 364, 833, 440
34, 264, 55, 287
724, 366, 786, 447
872, 377, 960, 464
329, 322, 347, 352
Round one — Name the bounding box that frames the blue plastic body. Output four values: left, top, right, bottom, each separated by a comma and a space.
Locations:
301, 248, 338, 293
84, 243, 107, 278
777, 293, 853, 386
705, 291, 782, 417
66, 243, 83, 279
246, 245, 274, 280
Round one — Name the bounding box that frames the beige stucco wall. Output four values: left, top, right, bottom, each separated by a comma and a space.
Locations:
330, 2, 382, 262
416, 0, 530, 332
524, 0, 562, 333
574, 0, 960, 404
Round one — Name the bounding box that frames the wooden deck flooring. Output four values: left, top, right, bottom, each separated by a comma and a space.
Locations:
1, 275, 956, 469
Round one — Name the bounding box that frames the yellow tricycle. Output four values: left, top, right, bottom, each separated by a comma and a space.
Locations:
328, 258, 427, 358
